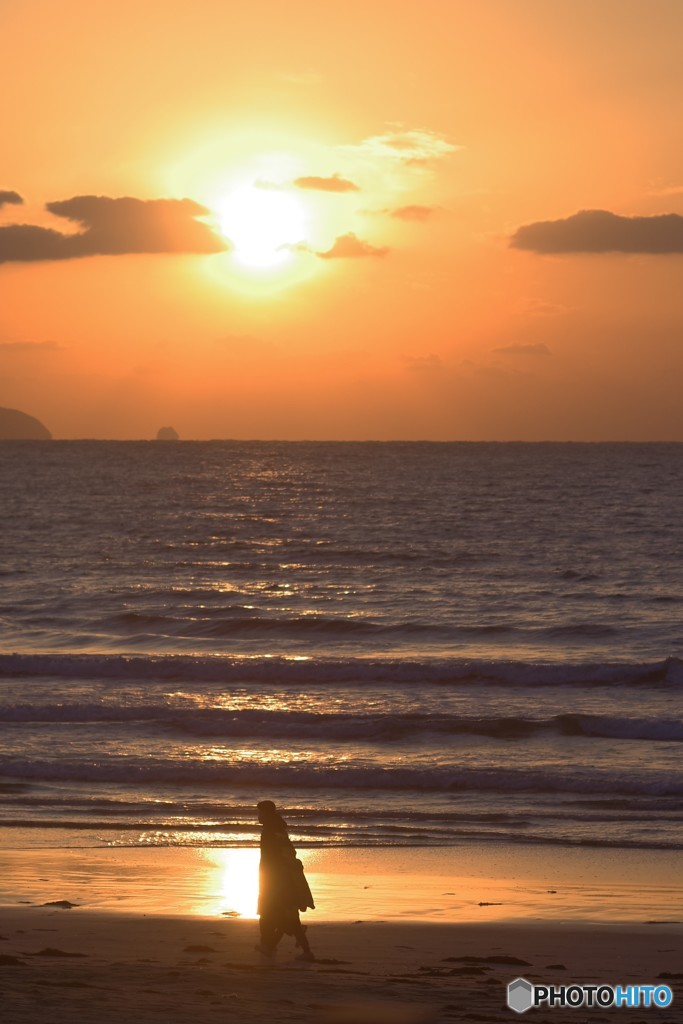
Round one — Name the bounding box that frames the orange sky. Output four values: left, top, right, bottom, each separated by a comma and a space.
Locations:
2, 0, 683, 440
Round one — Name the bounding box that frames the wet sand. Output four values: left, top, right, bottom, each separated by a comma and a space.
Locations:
1, 841, 681, 922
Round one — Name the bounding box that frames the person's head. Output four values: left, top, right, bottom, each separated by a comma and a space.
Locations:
257, 800, 277, 825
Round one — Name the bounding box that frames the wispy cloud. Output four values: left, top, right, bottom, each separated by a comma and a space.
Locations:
390, 204, 440, 222
345, 128, 459, 164
493, 343, 552, 357
317, 233, 389, 259
0, 340, 62, 352
403, 353, 445, 372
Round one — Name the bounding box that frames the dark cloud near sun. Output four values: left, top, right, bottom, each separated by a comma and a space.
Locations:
0, 195, 226, 264
511, 209, 683, 254
0, 190, 23, 209
317, 233, 389, 259
294, 174, 359, 193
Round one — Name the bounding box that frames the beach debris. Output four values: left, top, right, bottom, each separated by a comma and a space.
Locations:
40, 900, 79, 909
547, 889, 557, 893
183, 944, 218, 953
546, 963, 566, 970
478, 902, 503, 906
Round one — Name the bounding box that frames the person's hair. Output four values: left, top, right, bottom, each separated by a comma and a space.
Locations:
258, 800, 288, 833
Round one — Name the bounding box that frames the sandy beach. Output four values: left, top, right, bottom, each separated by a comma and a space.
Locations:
2, 844, 682, 1023
2, 908, 681, 1024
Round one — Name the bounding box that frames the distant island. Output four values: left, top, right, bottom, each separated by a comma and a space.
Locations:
0, 407, 52, 440
156, 426, 179, 441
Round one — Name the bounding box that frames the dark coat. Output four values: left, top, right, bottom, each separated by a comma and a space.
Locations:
258, 822, 315, 927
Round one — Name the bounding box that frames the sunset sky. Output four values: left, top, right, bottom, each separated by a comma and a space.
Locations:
2, 0, 683, 440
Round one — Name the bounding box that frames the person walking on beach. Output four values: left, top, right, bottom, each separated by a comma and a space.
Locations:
255, 800, 315, 960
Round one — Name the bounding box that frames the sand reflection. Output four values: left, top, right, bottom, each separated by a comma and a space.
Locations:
200, 847, 260, 918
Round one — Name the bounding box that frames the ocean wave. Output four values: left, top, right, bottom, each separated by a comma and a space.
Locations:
1, 756, 680, 796
2, 703, 682, 742
1, 652, 681, 688
0, 817, 678, 850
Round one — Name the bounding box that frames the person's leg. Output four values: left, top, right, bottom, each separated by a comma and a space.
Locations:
292, 920, 314, 960
256, 913, 278, 954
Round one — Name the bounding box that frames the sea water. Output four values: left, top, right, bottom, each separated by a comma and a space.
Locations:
0, 441, 681, 852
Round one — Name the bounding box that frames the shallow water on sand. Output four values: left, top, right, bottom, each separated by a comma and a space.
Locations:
1, 843, 681, 923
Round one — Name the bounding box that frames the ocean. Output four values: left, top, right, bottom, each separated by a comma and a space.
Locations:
0, 441, 681, 853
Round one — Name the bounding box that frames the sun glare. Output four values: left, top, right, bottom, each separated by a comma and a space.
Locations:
208, 848, 260, 918
218, 184, 308, 267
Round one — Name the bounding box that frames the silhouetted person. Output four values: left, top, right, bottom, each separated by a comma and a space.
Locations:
255, 800, 315, 960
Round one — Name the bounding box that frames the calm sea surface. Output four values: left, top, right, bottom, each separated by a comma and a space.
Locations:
0, 441, 681, 851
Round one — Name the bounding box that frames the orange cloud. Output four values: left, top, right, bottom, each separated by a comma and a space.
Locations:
317, 233, 389, 259
294, 174, 359, 192
390, 204, 439, 221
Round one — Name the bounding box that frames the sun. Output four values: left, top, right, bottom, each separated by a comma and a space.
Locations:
217, 183, 308, 268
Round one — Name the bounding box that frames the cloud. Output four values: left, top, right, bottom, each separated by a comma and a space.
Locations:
342, 130, 458, 169
317, 233, 389, 259
518, 299, 568, 318
646, 184, 683, 198
0, 195, 226, 264
493, 343, 552, 357
390, 204, 439, 222
0, 340, 62, 352
293, 174, 359, 193
511, 209, 683, 254
344, 128, 459, 164
0, 190, 23, 209
403, 354, 445, 372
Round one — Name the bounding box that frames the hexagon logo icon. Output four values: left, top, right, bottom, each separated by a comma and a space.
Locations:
507, 977, 534, 1014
